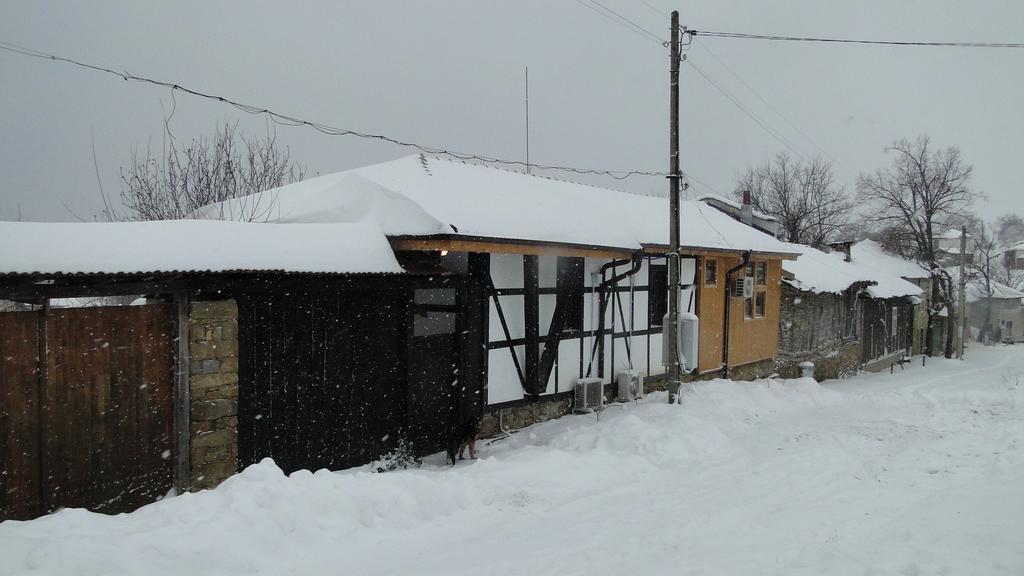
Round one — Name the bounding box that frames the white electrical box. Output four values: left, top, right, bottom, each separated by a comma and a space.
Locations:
616, 370, 643, 401
662, 312, 700, 371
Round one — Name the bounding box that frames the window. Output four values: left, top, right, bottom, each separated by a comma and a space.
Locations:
743, 261, 768, 320
704, 258, 717, 286
755, 262, 767, 286
649, 263, 667, 327
557, 257, 584, 332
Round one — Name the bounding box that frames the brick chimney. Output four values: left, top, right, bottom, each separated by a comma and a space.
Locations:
740, 190, 753, 226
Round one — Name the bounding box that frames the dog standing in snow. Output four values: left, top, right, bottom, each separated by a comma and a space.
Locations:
446, 415, 481, 465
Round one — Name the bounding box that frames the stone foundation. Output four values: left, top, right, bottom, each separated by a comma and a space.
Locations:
189, 300, 239, 490
776, 341, 862, 381
480, 357, 779, 438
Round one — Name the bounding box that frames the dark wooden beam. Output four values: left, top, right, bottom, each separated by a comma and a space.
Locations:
523, 255, 540, 395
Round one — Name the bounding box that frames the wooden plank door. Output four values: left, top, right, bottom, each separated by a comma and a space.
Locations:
0, 304, 174, 520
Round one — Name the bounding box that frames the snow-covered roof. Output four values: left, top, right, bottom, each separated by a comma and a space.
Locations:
850, 239, 930, 280
0, 220, 403, 275
943, 268, 1024, 303
937, 229, 969, 240
781, 243, 922, 299
199, 155, 798, 257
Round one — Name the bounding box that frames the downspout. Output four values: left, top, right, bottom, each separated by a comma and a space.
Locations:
588, 252, 643, 378
721, 250, 752, 379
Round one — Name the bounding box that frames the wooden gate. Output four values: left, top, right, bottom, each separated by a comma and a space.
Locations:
0, 305, 174, 521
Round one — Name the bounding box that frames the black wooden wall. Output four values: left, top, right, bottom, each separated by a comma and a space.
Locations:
234, 265, 489, 474
237, 289, 410, 473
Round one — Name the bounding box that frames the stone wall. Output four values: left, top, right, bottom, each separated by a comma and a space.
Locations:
480, 357, 778, 438
777, 284, 864, 380
479, 397, 573, 439
189, 300, 239, 491
776, 341, 861, 381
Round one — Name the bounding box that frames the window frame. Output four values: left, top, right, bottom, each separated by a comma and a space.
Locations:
703, 258, 717, 286
742, 261, 768, 320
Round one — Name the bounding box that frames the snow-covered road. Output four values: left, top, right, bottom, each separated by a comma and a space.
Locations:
2, 346, 1023, 575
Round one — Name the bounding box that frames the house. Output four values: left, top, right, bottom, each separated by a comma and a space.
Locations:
201, 154, 798, 425
933, 229, 973, 266
778, 242, 923, 378
1, 155, 799, 520
849, 240, 937, 355
1004, 241, 1024, 271
959, 274, 1024, 343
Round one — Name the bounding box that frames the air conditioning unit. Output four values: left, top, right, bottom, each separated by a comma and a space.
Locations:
616, 370, 643, 401
574, 377, 604, 413
733, 276, 754, 298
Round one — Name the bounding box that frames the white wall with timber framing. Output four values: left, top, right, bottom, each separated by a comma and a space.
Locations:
485, 253, 696, 406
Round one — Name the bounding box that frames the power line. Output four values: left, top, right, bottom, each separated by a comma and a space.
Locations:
0, 40, 668, 181
690, 29, 1024, 48
571, 0, 664, 45
685, 59, 810, 162
588, 0, 666, 44
693, 42, 840, 167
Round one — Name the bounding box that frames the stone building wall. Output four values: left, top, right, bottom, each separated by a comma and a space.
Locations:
777, 284, 863, 380
188, 300, 239, 491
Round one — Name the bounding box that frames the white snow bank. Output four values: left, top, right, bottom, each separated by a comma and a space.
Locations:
0, 220, 404, 275
3, 348, 1023, 575
200, 155, 799, 256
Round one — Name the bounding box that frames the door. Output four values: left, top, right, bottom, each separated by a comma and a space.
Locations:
1, 305, 175, 520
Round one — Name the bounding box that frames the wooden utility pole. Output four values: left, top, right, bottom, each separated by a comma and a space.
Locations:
957, 225, 968, 359
666, 10, 682, 403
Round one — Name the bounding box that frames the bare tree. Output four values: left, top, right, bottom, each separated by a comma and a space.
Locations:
735, 153, 852, 248
994, 213, 1024, 248
856, 136, 980, 357
119, 120, 305, 221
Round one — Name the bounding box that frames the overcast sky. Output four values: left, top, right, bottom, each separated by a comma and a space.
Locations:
1, 1, 1021, 224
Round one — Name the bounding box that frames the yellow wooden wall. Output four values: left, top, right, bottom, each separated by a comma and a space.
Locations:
695, 255, 781, 373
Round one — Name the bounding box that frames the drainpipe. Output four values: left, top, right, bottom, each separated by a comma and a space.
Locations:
588, 252, 643, 378
721, 250, 752, 378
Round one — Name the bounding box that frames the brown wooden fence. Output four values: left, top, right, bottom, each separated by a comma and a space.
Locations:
1, 304, 174, 520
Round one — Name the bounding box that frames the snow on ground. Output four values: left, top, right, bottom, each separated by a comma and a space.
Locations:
3, 347, 1024, 575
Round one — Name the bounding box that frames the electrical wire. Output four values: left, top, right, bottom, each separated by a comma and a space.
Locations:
0, 40, 668, 181
693, 42, 841, 168
689, 29, 1024, 48
587, 0, 666, 44
685, 59, 810, 162
571, 0, 664, 45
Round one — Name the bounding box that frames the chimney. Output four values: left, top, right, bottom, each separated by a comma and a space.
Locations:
829, 241, 853, 263
740, 190, 753, 226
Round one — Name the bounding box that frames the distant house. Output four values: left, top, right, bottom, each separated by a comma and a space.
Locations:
959, 274, 1024, 343
697, 192, 780, 238
1004, 241, 1024, 271
849, 240, 937, 355
933, 229, 974, 266
779, 243, 923, 377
